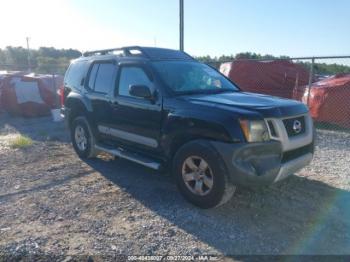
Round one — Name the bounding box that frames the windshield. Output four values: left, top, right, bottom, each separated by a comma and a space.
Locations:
152, 61, 239, 95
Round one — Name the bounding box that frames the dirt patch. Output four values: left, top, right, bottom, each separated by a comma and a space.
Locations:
0, 114, 349, 259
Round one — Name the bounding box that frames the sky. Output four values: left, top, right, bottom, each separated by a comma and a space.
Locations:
0, 0, 349, 58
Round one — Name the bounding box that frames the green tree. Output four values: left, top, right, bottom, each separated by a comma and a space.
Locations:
195, 53, 349, 75
0, 46, 80, 74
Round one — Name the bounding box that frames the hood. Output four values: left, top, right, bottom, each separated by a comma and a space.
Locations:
182, 91, 309, 118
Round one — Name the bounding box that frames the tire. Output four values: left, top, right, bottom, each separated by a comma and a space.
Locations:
173, 140, 236, 209
70, 116, 98, 159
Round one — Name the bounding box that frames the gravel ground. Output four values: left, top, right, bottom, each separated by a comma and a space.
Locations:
0, 114, 349, 260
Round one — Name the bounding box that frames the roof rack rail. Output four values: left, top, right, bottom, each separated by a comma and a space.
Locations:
82, 46, 148, 58
82, 46, 195, 61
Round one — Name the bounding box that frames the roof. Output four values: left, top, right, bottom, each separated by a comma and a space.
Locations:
81, 46, 195, 62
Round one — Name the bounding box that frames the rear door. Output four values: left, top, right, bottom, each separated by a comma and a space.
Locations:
85, 61, 117, 137
106, 63, 163, 154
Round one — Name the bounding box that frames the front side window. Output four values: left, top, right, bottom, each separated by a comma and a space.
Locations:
152, 61, 239, 95
118, 66, 153, 97
92, 63, 116, 94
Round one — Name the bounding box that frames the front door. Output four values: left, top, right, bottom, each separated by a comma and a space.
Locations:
105, 63, 163, 154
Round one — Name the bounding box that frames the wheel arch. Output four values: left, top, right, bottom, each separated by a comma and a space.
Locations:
172, 138, 236, 208
161, 114, 234, 160
71, 115, 98, 158
65, 93, 92, 127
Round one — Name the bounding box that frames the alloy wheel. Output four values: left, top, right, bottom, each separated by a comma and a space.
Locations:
74, 125, 88, 151
182, 156, 214, 196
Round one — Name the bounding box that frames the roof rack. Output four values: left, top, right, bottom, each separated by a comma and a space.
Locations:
82, 46, 148, 58
82, 46, 195, 61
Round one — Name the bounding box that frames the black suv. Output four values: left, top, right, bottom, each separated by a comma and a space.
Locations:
62, 46, 314, 208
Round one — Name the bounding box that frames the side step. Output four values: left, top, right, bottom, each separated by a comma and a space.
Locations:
95, 144, 161, 170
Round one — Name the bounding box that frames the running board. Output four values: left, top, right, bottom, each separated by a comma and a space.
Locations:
95, 144, 161, 170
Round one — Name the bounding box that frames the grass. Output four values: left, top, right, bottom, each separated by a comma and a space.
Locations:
9, 135, 33, 149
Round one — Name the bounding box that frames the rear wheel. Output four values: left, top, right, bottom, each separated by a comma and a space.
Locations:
173, 140, 236, 209
71, 116, 97, 159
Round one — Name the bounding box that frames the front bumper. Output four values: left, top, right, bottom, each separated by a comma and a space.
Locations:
274, 152, 313, 182
210, 140, 314, 187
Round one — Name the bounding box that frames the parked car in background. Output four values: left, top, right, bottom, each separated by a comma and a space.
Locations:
61, 46, 315, 208
299, 74, 350, 128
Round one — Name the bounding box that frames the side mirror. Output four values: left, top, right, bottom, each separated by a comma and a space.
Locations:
129, 85, 153, 99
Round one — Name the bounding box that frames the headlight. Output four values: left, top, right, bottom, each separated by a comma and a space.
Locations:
239, 119, 270, 142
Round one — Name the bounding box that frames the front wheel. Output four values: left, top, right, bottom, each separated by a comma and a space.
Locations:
71, 116, 97, 159
173, 140, 236, 209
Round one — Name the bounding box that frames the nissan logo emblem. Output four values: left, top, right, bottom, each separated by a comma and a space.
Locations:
293, 120, 302, 134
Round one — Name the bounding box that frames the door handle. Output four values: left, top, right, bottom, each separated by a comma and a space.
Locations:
110, 100, 119, 108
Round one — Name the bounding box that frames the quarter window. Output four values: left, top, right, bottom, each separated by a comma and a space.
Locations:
65, 61, 88, 90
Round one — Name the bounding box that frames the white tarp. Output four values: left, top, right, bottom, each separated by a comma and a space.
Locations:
11, 77, 44, 104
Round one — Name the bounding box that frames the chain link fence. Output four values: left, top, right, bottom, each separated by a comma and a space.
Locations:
204, 56, 350, 132
203, 56, 350, 185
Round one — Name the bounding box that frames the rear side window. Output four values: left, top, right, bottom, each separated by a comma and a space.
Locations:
64, 61, 88, 90
88, 64, 99, 90
88, 62, 116, 94
118, 67, 154, 97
